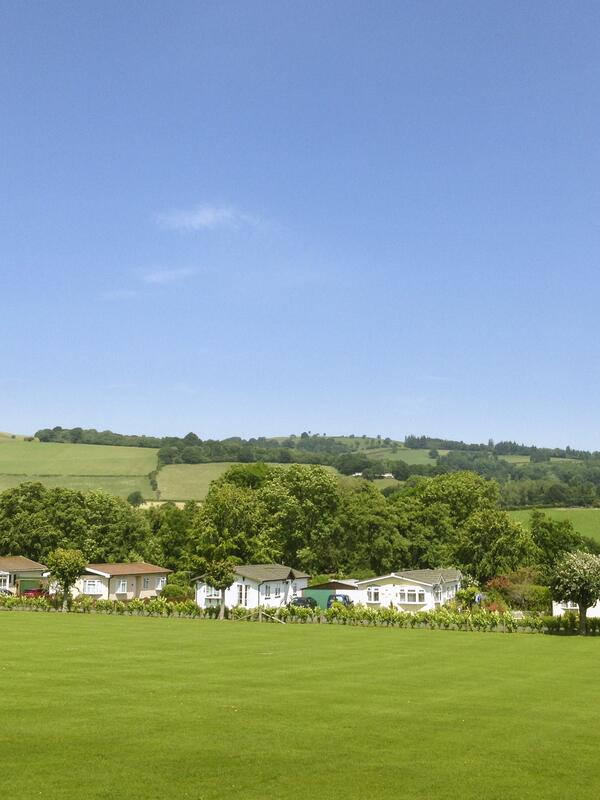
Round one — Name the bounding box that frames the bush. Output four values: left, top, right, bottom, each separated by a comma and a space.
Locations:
161, 583, 194, 602
72, 595, 94, 613
127, 491, 144, 507
3, 591, 597, 636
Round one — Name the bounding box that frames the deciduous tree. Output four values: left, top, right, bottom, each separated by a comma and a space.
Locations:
46, 547, 87, 612
551, 550, 600, 635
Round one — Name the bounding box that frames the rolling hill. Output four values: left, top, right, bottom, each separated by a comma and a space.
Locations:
0, 437, 157, 498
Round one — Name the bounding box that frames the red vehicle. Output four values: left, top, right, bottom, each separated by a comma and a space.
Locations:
21, 588, 47, 598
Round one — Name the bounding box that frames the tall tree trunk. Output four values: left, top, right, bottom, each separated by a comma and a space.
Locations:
579, 603, 587, 635
219, 589, 226, 620
62, 586, 69, 613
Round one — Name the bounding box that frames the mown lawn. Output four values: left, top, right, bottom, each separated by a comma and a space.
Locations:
1, 613, 598, 800
508, 507, 600, 543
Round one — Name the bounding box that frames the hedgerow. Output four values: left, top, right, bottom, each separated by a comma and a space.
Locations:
0, 594, 597, 634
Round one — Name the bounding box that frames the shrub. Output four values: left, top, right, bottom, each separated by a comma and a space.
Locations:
161, 583, 194, 602
146, 598, 171, 616
72, 595, 94, 613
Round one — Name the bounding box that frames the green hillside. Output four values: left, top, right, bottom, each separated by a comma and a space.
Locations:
4, 427, 600, 508
0, 438, 157, 499
508, 507, 600, 543
158, 462, 339, 501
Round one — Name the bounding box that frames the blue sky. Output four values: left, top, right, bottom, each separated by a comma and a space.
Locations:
2, 1, 600, 447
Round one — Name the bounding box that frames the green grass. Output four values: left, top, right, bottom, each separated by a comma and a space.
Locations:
1, 614, 599, 799
158, 462, 240, 500
508, 507, 600, 543
332, 442, 446, 465
373, 476, 402, 490
0, 439, 158, 475
498, 454, 532, 463
158, 462, 340, 501
362, 446, 441, 464
0, 474, 152, 497
0, 439, 158, 499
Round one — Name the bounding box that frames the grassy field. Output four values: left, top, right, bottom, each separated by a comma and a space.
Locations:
158, 462, 339, 501
0, 438, 157, 499
363, 446, 443, 464
0, 473, 152, 496
0, 439, 157, 474
1, 614, 599, 800
373, 476, 402, 490
508, 507, 600, 543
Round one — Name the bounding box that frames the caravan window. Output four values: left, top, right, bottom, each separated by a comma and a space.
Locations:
367, 587, 380, 602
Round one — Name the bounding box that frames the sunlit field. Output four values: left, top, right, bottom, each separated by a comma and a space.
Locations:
1, 613, 599, 800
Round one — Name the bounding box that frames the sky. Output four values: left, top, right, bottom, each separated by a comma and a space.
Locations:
2, 1, 600, 447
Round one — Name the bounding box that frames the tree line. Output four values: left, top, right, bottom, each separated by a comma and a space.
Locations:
1, 466, 597, 587
34, 427, 600, 509
405, 434, 599, 461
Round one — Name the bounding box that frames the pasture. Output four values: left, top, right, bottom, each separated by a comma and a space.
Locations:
0, 439, 157, 498
363, 446, 442, 464
0, 438, 157, 475
158, 462, 339, 501
508, 507, 600, 543
1, 613, 598, 800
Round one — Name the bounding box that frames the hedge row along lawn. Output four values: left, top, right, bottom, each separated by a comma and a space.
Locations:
1, 614, 598, 799
2, 595, 596, 634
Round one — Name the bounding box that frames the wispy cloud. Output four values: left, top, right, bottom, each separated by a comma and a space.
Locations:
100, 288, 143, 301
156, 204, 257, 231
142, 267, 197, 285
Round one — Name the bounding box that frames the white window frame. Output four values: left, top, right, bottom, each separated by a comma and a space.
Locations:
367, 587, 380, 603
264, 584, 271, 599
0, 574, 8, 590
407, 590, 417, 603
116, 579, 128, 594
398, 589, 406, 602
562, 601, 578, 610
205, 584, 220, 598
83, 579, 101, 595
142, 577, 150, 590
274, 584, 281, 598
156, 576, 166, 590
418, 591, 425, 603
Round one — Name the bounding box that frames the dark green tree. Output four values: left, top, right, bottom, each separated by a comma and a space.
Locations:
46, 547, 87, 612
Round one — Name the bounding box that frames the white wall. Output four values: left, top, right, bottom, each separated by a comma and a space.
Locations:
355, 578, 460, 612
552, 599, 600, 618
0, 569, 46, 592
72, 573, 168, 600
195, 576, 309, 609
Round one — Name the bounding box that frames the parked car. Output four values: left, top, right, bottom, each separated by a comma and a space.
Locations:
21, 588, 47, 598
289, 596, 317, 609
327, 593, 354, 608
